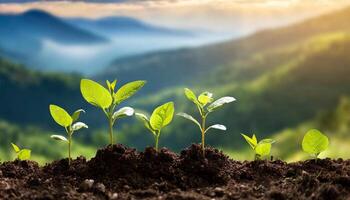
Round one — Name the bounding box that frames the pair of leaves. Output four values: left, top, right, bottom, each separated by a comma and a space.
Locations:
106, 80, 117, 92
49, 105, 88, 142
184, 88, 235, 113
112, 107, 135, 121
177, 113, 226, 133
80, 79, 145, 109
11, 143, 31, 161
241, 134, 275, 157
50, 124, 89, 142
50, 121, 89, 142
136, 102, 174, 135
302, 129, 329, 157
49, 105, 86, 129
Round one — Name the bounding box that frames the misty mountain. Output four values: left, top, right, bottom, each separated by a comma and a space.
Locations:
0, 9, 203, 74
0, 9, 107, 70
97, 6, 350, 93
0, 10, 106, 51
66, 16, 193, 37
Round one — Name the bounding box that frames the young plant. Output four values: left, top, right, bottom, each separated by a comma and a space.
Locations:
178, 88, 235, 156
302, 129, 329, 159
80, 79, 145, 145
49, 104, 88, 164
241, 134, 275, 160
11, 143, 31, 161
136, 102, 174, 151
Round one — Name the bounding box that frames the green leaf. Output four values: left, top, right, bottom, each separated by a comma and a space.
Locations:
302, 129, 329, 156
18, 149, 31, 161
205, 124, 226, 134
11, 143, 20, 153
150, 102, 175, 131
80, 79, 112, 109
198, 92, 213, 106
49, 104, 73, 127
259, 139, 275, 144
255, 143, 271, 157
241, 133, 257, 149
72, 122, 88, 131
71, 109, 85, 122
114, 80, 146, 104
184, 88, 200, 105
106, 80, 111, 89
111, 80, 117, 90
135, 113, 156, 135
51, 135, 68, 142
112, 107, 134, 120
106, 80, 117, 92
177, 112, 201, 130
207, 96, 236, 112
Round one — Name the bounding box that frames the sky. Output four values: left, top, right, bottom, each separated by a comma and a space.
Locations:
1, 0, 350, 33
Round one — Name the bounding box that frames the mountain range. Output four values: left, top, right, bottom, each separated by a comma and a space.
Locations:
97, 6, 350, 93
66, 16, 193, 37
0, 10, 106, 60
1, 7, 350, 162
0, 9, 195, 73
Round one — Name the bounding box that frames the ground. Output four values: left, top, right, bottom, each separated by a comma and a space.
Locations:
0, 144, 349, 199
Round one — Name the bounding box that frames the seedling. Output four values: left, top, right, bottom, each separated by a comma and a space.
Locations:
49, 104, 88, 164
80, 79, 145, 145
11, 143, 31, 161
302, 129, 329, 159
178, 88, 235, 156
136, 102, 174, 151
241, 134, 275, 160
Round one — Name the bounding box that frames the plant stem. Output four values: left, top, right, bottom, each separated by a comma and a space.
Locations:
155, 133, 160, 152
68, 132, 72, 165
201, 115, 206, 157
109, 118, 114, 145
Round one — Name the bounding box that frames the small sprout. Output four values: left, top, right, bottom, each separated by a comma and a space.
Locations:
178, 88, 235, 156
11, 143, 31, 161
241, 134, 275, 160
80, 79, 145, 145
302, 129, 329, 159
49, 104, 88, 164
136, 102, 174, 151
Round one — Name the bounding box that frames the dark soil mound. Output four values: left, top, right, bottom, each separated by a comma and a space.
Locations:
0, 144, 350, 199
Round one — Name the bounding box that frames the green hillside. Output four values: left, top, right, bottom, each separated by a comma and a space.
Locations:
97, 6, 350, 93
0, 120, 96, 164
95, 8, 350, 155
115, 32, 350, 154
232, 96, 350, 162
1, 7, 350, 163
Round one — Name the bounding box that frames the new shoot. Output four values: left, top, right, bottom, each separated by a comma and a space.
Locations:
80, 79, 145, 145
178, 88, 235, 156
241, 134, 275, 160
11, 143, 31, 161
302, 129, 329, 159
136, 102, 174, 151
49, 104, 88, 164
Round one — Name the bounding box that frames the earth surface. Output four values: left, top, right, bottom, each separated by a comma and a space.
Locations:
0, 144, 349, 199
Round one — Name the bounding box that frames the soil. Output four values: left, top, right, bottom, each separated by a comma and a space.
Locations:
0, 144, 350, 200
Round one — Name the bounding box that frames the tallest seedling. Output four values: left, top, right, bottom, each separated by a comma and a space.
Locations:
80, 79, 146, 144
178, 88, 236, 156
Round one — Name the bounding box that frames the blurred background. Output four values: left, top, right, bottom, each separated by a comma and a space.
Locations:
1, 0, 350, 164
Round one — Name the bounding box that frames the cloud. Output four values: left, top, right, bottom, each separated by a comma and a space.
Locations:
1, 0, 349, 34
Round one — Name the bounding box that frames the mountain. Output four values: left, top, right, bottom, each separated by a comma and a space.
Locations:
66, 16, 193, 37
93, 7, 350, 153
228, 96, 350, 161
0, 56, 112, 129
0, 9, 107, 70
97, 6, 350, 93
114, 32, 350, 153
